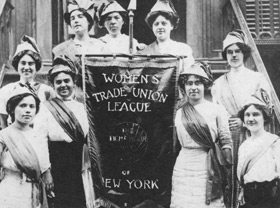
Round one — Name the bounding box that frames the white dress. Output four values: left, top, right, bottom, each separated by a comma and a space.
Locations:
170, 101, 231, 208
0, 129, 49, 208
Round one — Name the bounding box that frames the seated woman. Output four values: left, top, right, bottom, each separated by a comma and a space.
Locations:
237, 91, 280, 208
98, 0, 145, 54
141, 0, 194, 69
0, 35, 55, 129
171, 62, 232, 208
0, 88, 49, 208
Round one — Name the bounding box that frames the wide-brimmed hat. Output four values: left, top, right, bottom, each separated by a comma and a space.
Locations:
48, 55, 77, 84
98, 0, 127, 27
64, 0, 95, 30
223, 29, 248, 51
11, 35, 42, 71
180, 62, 213, 83
145, 0, 179, 29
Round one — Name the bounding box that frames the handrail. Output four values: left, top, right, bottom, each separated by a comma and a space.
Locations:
0, 64, 6, 87
230, 0, 280, 123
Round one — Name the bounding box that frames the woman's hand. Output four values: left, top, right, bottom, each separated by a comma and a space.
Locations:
137, 43, 147, 51
229, 117, 242, 131
42, 168, 54, 194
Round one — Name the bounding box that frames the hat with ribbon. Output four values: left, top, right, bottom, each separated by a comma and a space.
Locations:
97, 0, 127, 27
222, 29, 248, 51
145, 0, 179, 29
179, 61, 213, 84
48, 55, 78, 84
64, 0, 96, 30
11, 35, 42, 71
238, 88, 273, 122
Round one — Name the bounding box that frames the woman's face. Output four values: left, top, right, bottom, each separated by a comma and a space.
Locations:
244, 105, 265, 133
152, 15, 173, 42
14, 95, 37, 125
226, 44, 244, 69
53, 72, 75, 99
104, 12, 124, 36
184, 75, 204, 102
18, 54, 36, 80
70, 10, 89, 34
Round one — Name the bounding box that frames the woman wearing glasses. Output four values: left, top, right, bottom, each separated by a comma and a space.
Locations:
211, 29, 271, 207
171, 62, 232, 208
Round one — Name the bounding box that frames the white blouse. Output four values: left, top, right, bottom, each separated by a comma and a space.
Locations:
237, 132, 280, 184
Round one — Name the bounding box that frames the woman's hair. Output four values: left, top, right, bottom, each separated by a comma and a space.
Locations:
12, 50, 41, 71
238, 103, 272, 125
222, 42, 251, 61
49, 70, 76, 85
100, 11, 127, 27
6, 93, 40, 123
178, 74, 212, 93
146, 11, 179, 29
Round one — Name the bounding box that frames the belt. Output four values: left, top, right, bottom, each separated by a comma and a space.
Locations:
3, 168, 33, 182
245, 178, 279, 190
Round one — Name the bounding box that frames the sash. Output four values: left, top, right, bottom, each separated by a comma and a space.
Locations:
181, 103, 227, 203
45, 97, 96, 208
218, 74, 240, 117
45, 97, 85, 144
1, 125, 48, 208
240, 136, 279, 185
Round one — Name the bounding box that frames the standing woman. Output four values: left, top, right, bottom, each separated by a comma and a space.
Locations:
211, 29, 271, 207
53, 0, 104, 60
0, 35, 55, 129
53, 0, 105, 101
171, 62, 232, 208
237, 91, 280, 208
141, 0, 195, 68
0, 89, 48, 208
34, 55, 90, 208
98, 0, 145, 54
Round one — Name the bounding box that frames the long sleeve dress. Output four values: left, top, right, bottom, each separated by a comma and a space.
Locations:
170, 100, 232, 208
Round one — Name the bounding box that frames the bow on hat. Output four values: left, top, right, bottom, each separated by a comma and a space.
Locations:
243, 88, 273, 113
223, 29, 248, 51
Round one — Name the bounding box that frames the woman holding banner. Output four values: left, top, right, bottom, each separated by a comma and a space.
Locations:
237, 91, 280, 208
98, 0, 145, 54
34, 55, 90, 208
171, 62, 232, 208
141, 0, 194, 69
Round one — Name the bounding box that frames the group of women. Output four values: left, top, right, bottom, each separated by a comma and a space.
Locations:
0, 0, 278, 208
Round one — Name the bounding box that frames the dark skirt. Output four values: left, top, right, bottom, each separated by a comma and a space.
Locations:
240, 179, 280, 208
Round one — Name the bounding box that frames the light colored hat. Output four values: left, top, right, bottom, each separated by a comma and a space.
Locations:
180, 62, 213, 83
145, 0, 179, 28
98, 0, 127, 27
64, 0, 95, 30
48, 55, 78, 84
222, 29, 248, 51
242, 88, 272, 109
11, 35, 42, 71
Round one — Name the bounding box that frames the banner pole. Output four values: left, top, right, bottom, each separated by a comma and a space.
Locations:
128, 0, 137, 55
